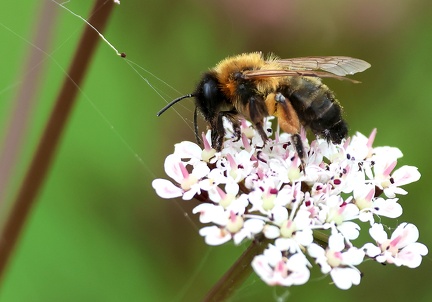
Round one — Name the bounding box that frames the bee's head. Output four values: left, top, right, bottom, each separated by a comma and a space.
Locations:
192, 72, 230, 122
156, 71, 228, 147
156, 71, 227, 120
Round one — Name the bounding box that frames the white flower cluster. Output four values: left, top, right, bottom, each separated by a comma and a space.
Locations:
152, 118, 427, 290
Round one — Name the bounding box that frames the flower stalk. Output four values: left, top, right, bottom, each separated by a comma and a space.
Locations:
0, 0, 116, 283
203, 236, 269, 302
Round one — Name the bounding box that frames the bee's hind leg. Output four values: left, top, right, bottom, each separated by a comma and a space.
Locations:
291, 133, 306, 169
271, 93, 306, 171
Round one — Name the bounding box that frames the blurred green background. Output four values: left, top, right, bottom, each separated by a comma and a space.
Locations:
0, 0, 431, 301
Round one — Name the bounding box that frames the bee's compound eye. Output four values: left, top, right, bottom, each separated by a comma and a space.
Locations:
203, 80, 218, 100
275, 93, 286, 103
233, 72, 243, 80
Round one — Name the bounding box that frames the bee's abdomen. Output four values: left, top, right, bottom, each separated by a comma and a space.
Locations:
281, 77, 348, 143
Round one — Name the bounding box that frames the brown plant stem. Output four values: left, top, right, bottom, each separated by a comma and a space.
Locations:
203, 237, 269, 302
0, 0, 58, 209
0, 0, 116, 283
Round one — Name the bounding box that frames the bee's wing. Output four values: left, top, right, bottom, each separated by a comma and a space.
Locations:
274, 56, 371, 76
242, 69, 361, 83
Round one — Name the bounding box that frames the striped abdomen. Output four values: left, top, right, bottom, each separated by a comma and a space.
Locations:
280, 77, 348, 143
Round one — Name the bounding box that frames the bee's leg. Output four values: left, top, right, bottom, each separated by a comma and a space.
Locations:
249, 95, 269, 143
255, 122, 268, 143
210, 114, 226, 151
273, 93, 301, 133
221, 111, 242, 142
291, 133, 306, 169
231, 120, 242, 142
210, 110, 244, 151
272, 93, 306, 170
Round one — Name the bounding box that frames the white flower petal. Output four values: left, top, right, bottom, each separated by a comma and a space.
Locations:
263, 225, 280, 239
182, 186, 199, 200
398, 243, 428, 268
199, 226, 231, 245
329, 233, 345, 252
391, 223, 419, 247
164, 155, 184, 183
151, 179, 182, 198
338, 221, 361, 240
191, 161, 210, 179
358, 211, 373, 224
174, 141, 203, 160
307, 243, 325, 258
244, 218, 265, 234
251, 255, 275, 285
369, 223, 388, 243
225, 181, 239, 195
374, 198, 403, 218
373, 146, 403, 159
295, 229, 314, 247
271, 206, 289, 224
275, 238, 299, 253
392, 165, 421, 186
293, 209, 312, 229
363, 243, 381, 258
192, 203, 224, 224
342, 248, 365, 265
330, 267, 361, 290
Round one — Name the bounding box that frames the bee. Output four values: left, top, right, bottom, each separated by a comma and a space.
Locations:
157, 52, 370, 160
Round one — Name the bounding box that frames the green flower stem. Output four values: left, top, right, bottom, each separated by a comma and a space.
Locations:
313, 230, 330, 248
202, 230, 330, 301
0, 0, 116, 283
203, 237, 269, 302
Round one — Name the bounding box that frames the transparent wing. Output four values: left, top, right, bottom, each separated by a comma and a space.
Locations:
242, 69, 361, 83
274, 56, 371, 76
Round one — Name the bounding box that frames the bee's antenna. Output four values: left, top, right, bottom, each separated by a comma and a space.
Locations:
156, 94, 195, 116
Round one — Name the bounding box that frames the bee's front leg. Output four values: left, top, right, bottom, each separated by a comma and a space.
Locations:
209, 110, 242, 151
221, 110, 242, 142
210, 114, 225, 151
248, 95, 269, 143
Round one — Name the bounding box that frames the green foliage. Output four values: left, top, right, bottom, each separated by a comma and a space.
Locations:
0, 1, 431, 301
